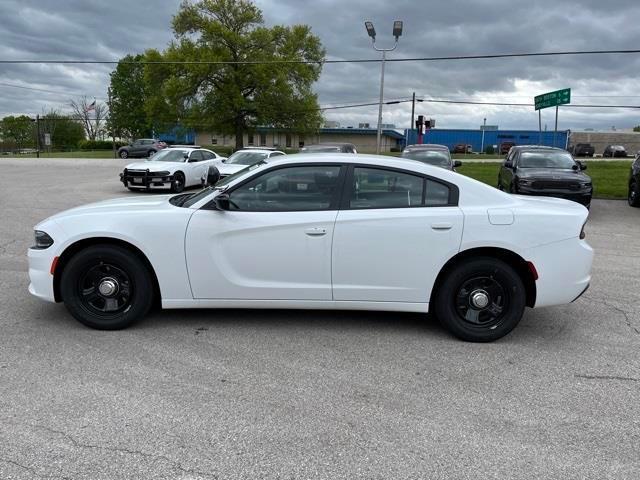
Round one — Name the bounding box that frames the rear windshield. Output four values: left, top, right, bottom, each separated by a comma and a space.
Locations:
402, 149, 451, 167
227, 151, 269, 165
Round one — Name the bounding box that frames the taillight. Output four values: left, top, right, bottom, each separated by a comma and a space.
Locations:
580, 220, 587, 240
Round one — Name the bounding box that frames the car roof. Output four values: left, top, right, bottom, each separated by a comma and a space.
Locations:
233, 148, 283, 154
242, 146, 278, 151
512, 145, 566, 151
303, 143, 355, 147
404, 144, 449, 151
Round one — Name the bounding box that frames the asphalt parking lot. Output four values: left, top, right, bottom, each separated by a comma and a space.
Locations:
1, 158, 639, 479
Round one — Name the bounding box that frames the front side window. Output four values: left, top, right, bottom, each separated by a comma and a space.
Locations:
189, 151, 204, 162
229, 165, 341, 211
350, 168, 423, 209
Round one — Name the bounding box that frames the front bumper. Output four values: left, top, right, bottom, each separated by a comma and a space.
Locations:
120, 170, 175, 189
516, 188, 592, 206
28, 247, 57, 303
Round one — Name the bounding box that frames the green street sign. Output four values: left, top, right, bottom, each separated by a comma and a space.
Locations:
534, 88, 571, 110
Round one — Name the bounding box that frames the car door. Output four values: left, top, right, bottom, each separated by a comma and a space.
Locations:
186, 150, 205, 186
130, 140, 143, 156
185, 164, 345, 300
331, 166, 463, 303
501, 149, 516, 190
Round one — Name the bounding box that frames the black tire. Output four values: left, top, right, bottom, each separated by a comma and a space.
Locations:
629, 181, 640, 207
509, 182, 517, 194
127, 187, 141, 192
148, 150, 156, 158
59, 245, 154, 330
497, 179, 504, 191
433, 257, 526, 342
119, 150, 128, 159
171, 172, 185, 193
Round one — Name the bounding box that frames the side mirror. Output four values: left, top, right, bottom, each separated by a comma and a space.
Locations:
504, 160, 513, 169
453, 160, 462, 168
214, 193, 230, 210
205, 165, 220, 186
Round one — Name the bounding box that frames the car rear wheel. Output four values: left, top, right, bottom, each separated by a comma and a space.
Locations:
119, 150, 128, 159
433, 257, 526, 342
171, 172, 185, 193
629, 181, 640, 207
60, 245, 154, 330
148, 150, 156, 157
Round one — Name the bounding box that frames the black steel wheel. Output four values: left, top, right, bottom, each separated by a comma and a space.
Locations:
171, 172, 185, 193
148, 149, 156, 157
434, 257, 526, 342
60, 245, 154, 329
119, 150, 128, 159
629, 181, 640, 207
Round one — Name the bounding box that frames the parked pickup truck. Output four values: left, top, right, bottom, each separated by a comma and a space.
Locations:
569, 143, 595, 157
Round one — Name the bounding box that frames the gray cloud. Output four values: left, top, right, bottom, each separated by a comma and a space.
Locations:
0, 0, 639, 131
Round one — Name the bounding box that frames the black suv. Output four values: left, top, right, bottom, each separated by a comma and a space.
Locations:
117, 138, 167, 159
568, 143, 595, 157
628, 152, 640, 207
498, 146, 592, 207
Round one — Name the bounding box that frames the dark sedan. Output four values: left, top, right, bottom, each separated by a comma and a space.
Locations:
117, 138, 168, 159
603, 145, 627, 158
629, 152, 640, 207
498, 146, 592, 208
402, 144, 462, 171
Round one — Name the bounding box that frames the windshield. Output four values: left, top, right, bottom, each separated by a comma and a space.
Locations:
179, 161, 267, 208
302, 146, 341, 153
226, 151, 269, 165
148, 149, 187, 162
519, 151, 576, 169
402, 149, 451, 167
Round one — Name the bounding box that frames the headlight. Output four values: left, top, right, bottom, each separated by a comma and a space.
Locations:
33, 230, 54, 249
581, 182, 592, 188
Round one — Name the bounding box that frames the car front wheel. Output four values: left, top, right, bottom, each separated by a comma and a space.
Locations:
629, 180, 640, 207
60, 244, 154, 330
433, 257, 526, 342
171, 172, 185, 193
119, 150, 128, 159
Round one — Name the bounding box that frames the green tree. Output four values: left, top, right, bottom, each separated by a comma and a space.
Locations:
145, 0, 325, 149
0, 115, 34, 150
108, 54, 153, 139
634, 125, 640, 132
40, 111, 85, 150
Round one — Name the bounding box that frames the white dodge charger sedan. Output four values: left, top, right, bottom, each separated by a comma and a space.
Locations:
29, 154, 593, 342
215, 148, 286, 178
120, 146, 225, 192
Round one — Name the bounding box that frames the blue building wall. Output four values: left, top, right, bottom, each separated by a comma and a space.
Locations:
156, 126, 196, 145
404, 129, 569, 152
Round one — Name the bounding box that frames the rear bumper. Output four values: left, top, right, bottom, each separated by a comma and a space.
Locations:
525, 237, 593, 308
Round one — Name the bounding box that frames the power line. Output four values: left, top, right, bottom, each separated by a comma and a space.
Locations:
1, 48, 640, 65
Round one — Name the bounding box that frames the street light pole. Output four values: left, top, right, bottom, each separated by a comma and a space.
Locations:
365, 20, 402, 155
481, 117, 486, 155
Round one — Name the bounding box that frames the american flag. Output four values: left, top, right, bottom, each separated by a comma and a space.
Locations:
84, 100, 96, 113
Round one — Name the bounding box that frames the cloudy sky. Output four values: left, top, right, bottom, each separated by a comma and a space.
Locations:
1, 0, 639, 132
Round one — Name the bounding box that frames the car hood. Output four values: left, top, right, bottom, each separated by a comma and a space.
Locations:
517, 168, 590, 181
124, 161, 185, 171
42, 194, 177, 225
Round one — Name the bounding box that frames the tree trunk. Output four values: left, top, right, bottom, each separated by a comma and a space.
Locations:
235, 117, 244, 150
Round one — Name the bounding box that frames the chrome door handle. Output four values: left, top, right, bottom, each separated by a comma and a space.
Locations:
305, 227, 327, 236
431, 222, 453, 231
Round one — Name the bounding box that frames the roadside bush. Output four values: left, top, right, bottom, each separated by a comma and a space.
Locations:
484, 145, 495, 155
78, 139, 127, 150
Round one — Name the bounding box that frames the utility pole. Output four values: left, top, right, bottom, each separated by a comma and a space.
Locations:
410, 91, 416, 133
538, 110, 542, 145
35, 114, 40, 159
365, 20, 403, 155
553, 105, 559, 148
480, 117, 486, 154
108, 88, 116, 158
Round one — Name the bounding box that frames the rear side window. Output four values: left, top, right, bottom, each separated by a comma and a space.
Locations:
350, 168, 423, 209
348, 167, 453, 209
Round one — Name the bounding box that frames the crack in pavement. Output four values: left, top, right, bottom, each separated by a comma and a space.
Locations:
22, 423, 219, 480
582, 294, 640, 335
575, 374, 639, 382
0, 456, 72, 480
